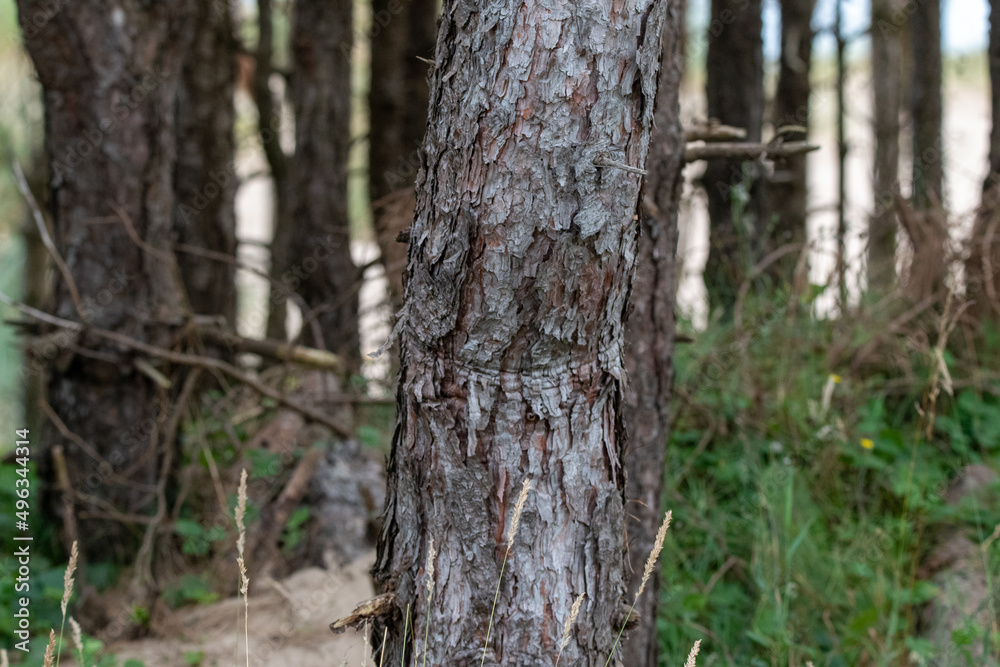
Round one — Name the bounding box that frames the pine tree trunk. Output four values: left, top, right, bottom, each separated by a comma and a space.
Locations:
769, 0, 815, 283
621, 3, 685, 664
174, 0, 238, 325
17, 0, 194, 562
910, 0, 943, 210
369, 0, 437, 306
703, 0, 765, 314
287, 0, 360, 367
372, 0, 671, 661
967, 0, 1000, 320
869, 0, 903, 293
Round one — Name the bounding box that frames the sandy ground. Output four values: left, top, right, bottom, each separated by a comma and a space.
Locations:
97, 554, 375, 667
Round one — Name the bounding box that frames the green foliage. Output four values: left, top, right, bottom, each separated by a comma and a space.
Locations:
659, 294, 1000, 666
162, 574, 219, 609
281, 506, 310, 554
174, 519, 227, 557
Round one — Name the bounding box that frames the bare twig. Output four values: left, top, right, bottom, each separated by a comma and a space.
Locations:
12, 161, 84, 319
1, 290, 350, 436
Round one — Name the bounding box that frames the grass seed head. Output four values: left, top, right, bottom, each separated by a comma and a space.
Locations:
506, 479, 531, 546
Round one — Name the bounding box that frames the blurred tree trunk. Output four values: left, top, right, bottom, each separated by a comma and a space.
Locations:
621, 4, 685, 664
868, 0, 903, 293
372, 0, 670, 661
967, 0, 1000, 321
287, 0, 360, 368
768, 0, 815, 284
910, 0, 943, 210
174, 0, 238, 324
17, 0, 194, 563
257, 0, 294, 342
368, 0, 437, 307
703, 0, 765, 315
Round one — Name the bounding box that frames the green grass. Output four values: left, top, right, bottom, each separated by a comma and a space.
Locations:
657, 292, 1000, 666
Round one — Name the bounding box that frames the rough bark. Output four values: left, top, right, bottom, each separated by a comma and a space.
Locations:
869, 0, 903, 293
17, 0, 194, 562
910, 0, 943, 210
287, 0, 360, 367
966, 0, 1000, 321
702, 0, 765, 315
369, 0, 437, 305
768, 0, 815, 284
173, 0, 238, 324
621, 3, 685, 664
372, 0, 670, 662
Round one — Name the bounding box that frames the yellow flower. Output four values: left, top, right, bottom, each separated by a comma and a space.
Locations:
860, 438, 874, 450
831, 374, 842, 384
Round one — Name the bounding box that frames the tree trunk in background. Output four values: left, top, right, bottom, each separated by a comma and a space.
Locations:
369, 0, 437, 306
17, 0, 193, 563
967, 0, 1000, 321
621, 4, 685, 664
372, 0, 669, 661
288, 0, 360, 368
257, 0, 294, 342
769, 0, 815, 284
703, 0, 765, 315
910, 0, 943, 210
868, 0, 903, 293
174, 0, 238, 324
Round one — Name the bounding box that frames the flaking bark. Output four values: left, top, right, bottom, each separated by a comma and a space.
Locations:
373, 0, 671, 662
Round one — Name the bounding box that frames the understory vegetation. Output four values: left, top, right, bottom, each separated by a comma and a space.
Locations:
659, 289, 1000, 665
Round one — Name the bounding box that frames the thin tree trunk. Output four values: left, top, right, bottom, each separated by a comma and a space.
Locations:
967, 0, 1000, 320
174, 0, 238, 324
768, 0, 815, 284
17, 0, 194, 563
287, 0, 359, 367
621, 3, 685, 664
369, 0, 437, 306
835, 0, 849, 310
372, 0, 671, 662
703, 0, 765, 315
257, 0, 294, 342
869, 0, 903, 293
910, 0, 943, 209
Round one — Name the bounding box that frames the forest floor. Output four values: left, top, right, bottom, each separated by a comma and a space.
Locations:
93, 554, 374, 666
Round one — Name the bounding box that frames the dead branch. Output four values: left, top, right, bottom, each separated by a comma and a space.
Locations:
684, 141, 819, 163
198, 326, 342, 371
249, 445, 326, 576
12, 161, 84, 318
684, 121, 748, 142
1, 290, 351, 436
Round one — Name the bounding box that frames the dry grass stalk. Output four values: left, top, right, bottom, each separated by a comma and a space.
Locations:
378, 627, 388, 667
235, 469, 250, 667
69, 617, 84, 665
421, 538, 436, 667
683, 639, 702, 667
1, 648, 8, 667
55, 541, 78, 667
605, 510, 673, 667
481, 479, 532, 667
555, 592, 586, 666
42, 630, 55, 667
637, 511, 672, 599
